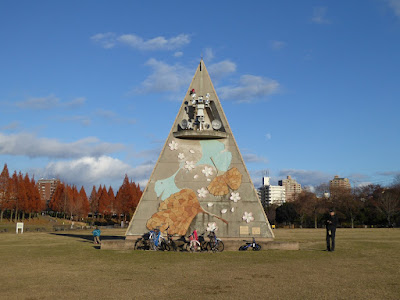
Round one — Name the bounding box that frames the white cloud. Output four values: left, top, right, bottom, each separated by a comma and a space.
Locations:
39, 156, 154, 191
15, 95, 86, 110
1, 121, 20, 131
91, 32, 190, 51
270, 40, 286, 50
139, 58, 192, 93
93, 109, 136, 124
386, 0, 400, 17
58, 115, 91, 126
208, 60, 236, 80
203, 48, 215, 62
0, 133, 124, 158
90, 32, 116, 49
265, 133, 272, 140
16, 95, 59, 109
242, 153, 268, 164
64, 97, 86, 109
218, 75, 280, 103
311, 7, 331, 24
278, 169, 333, 187
174, 51, 183, 57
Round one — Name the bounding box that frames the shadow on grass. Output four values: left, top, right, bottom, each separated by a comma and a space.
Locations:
49, 233, 125, 243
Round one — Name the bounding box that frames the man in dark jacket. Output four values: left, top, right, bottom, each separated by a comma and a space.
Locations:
325, 209, 338, 251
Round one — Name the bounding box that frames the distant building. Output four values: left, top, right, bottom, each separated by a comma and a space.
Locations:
37, 178, 60, 206
329, 175, 351, 192
258, 176, 286, 207
278, 175, 302, 202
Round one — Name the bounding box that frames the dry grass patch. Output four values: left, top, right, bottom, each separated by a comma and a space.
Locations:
0, 228, 399, 299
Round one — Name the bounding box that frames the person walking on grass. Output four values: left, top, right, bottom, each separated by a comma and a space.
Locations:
92, 226, 101, 244
325, 209, 338, 252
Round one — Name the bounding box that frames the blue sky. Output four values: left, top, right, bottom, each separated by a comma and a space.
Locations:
1, 0, 400, 192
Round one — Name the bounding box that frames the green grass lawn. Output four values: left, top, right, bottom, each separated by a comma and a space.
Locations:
1, 228, 399, 299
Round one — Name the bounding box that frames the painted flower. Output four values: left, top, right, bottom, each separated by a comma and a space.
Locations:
221, 208, 227, 214
242, 211, 254, 223
169, 140, 178, 151
230, 192, 241, 203
207, 203, 213, 207
193, 174, 199, 179
197, 187, 208, 198
231, 207, 235, 213
189, 149, 195, 154
184, 161, 196, 171
178, 153, 185, 160
207, 222, 218, 232
202, 166, 213, 177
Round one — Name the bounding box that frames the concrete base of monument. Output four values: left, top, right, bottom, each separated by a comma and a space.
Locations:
101, 236, 299, 251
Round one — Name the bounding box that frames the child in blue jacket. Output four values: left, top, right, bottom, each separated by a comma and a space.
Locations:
92, 227, 101, 244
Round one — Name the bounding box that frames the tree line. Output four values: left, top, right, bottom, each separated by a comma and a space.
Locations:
266, 178, 400, 228
0, 164, 142, 223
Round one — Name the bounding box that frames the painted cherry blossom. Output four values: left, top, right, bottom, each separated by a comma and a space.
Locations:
230, 192, 241, 203
221, 208, 227, 214
197, 187, 208, 198
207, 222, 218, 232
242, 211, 254, 223
184, 161, 196, 171
207, 178, 211, 182
178, 153, 185, 160
231, 207, 235, 213
189, 149, 195, 154
207, 203, 213, 207
202, 166, 213, 177
193, 174, 199, 179
169, 140, 178, 151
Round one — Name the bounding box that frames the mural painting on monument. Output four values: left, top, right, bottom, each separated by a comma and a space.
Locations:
147, 139, 242, 235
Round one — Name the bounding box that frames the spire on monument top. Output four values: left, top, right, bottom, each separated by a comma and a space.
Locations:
126, 60, 274, 239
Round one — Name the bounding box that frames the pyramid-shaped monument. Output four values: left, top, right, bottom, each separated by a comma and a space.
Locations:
126, 60, 274, 239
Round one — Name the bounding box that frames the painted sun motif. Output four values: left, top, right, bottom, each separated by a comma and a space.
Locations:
242, 212, 254, 223
169, 140, 178, 151
230, 192, 241, 203
184, 161, 196, 171
197, 187, 208, 198
202, 166, 213, 177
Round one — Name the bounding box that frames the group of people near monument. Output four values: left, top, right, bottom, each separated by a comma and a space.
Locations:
92, 209, 339, 251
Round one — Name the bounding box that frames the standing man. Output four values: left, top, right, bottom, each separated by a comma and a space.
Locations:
92, 226, 101, 244
325, 209, 338, 251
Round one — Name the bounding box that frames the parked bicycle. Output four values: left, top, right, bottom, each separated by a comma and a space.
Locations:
198, 232, 208, 251
134, 231, 152, 250
176, 235, 190, 251
206, 230, 224, 252
165, 226, 177, 251
134, 229, 169, 251
239, 237, 261, 251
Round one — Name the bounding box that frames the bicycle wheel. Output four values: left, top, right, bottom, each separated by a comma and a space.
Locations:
164, 243, 170, 251
238, 245, 247, 251
134, 239, 144, 250
206, 242, 213, 252
216, 241, 224, 252
253, 244, 261, 251
160, 241, 170, 251
170, 241, 177, 251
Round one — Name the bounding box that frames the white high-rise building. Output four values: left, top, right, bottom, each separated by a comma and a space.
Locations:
258, 177, 286, 207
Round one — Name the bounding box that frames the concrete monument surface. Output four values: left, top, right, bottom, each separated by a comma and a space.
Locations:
126, 60, 274, 239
